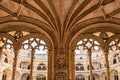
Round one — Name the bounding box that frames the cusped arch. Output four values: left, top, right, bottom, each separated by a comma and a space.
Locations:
21, 73, 30, 80
18, 33, 53, 50
70, 34, 108, 52
76, 74, 85, 80
0, 33, 17, 49
107, 34, 120, 45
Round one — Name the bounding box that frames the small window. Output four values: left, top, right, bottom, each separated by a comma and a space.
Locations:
76, 63, 84, 71
88, 76, 95, 80
2, 74, 6, 80
113, 59, 117, 64
114, 72, 119, 80
27, 76, 30, 80
80, 57, 82, 59
37, 76, 46, 80
37, 64, 46, 70
76, 76, 85, 80
28, 65, 30, 69
114, 75, 119, 80
80, 66, 84, 71
4, 58, 8, 63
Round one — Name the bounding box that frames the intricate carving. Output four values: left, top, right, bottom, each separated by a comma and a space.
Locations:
57, 53, 66, 69
76, 38, 100, 51
56, 72, 66, 80
109, 38, 120, 51
0, 36, 13, 49
57, 49, 66, 69
14, 31, 23, 40
99, 32, 109, 40
22, 37, 47, 50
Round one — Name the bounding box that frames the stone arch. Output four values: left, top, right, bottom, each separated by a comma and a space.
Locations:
70, 34, 107, 51
37, 63, 46, 70
107, 34, 120, 46
21, 73, 30, 80
101, 72, 107, 80
20, 61, 31, 69
93, 74, 100, 80
76, 74, 85, 80
111, 53, 120, 64
110, 70, 119, 80
71, 17, 120, 37
75, 63, 84, 71
66, 17, 120, 49
2, 68, 12, 80
92, 61, 101, 70
0, 33, 17, 52
18, 33, 53, 50
17, 33, 53, 80
69, 34, 107, 80
0, 21, 54, 80
107, 34, 120, 64
0, 18, 55, 48
36, 74, 46, 80
15, 71, 20, 80
87, 74, 100, 80
56, 72, 66, 80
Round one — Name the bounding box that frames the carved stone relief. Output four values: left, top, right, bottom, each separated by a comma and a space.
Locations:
56, 72, 66, 80
57, 49, 66, 69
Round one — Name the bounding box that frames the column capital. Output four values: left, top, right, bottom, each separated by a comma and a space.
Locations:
87, 49, 92, 57
103, 49, 109, 53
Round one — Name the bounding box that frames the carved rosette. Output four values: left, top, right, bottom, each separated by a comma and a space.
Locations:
14, 31, 23, 41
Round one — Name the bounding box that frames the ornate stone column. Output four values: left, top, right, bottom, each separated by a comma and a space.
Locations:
30, 49, 35, 80
48, 49, 54, 80
69, 49, 75, 80
104, 51, 110, 80
87, 49, 93, 80
12, 49, 20, 80
55, 48, 68, 80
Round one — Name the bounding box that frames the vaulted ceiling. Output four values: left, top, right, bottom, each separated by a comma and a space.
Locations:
0, 0, 120, 47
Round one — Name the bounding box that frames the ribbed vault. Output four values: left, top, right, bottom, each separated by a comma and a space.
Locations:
0, 0, 120, 48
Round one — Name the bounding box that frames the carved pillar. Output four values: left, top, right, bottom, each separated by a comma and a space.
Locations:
69, 49, 75, 80
55, 48, 68, 80
30, 49, 35, 80
104, 51, 110, 80
48, 49, 54, 80
87, 50, 93, 80
12, 49, 19, 80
